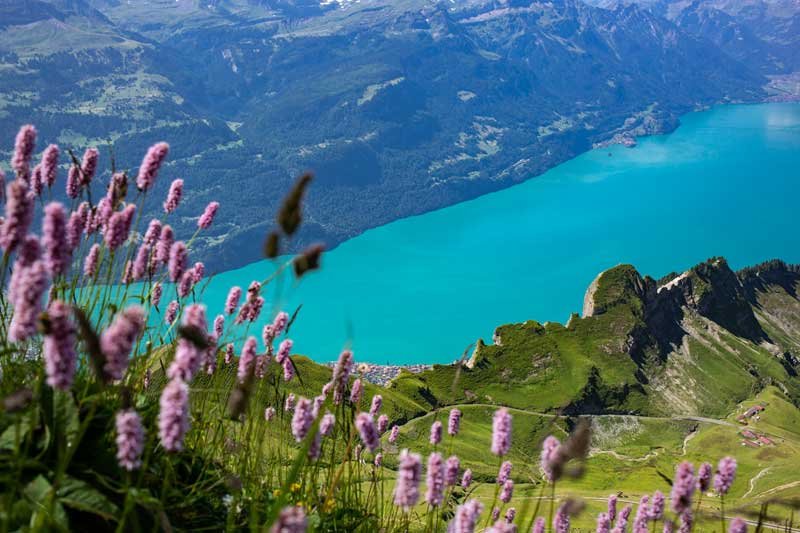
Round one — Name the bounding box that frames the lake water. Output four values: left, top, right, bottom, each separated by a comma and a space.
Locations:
201, 103, 800, 365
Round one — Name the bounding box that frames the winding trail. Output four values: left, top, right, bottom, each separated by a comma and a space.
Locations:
743, 467, 772, 498
681, 429, 697, 456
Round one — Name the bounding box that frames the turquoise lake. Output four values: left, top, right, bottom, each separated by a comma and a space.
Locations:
202, 103, 800, 365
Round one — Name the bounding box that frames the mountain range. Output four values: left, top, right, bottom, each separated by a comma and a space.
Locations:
1, 0, 798, 272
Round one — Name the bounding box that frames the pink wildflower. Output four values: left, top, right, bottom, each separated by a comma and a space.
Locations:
491, 408, 512, 456
0, 180, 34, 253
41, 144, 59, 186
355, 412, 380, 452
11, 125, 36, 178
158, 378, 190, 451
115, 409, 145, 470
136, 142, 169, 191
197, 201, 219, 229
291, 397, 315, 442
425, 452, 445, 506
84, 244, 100, 277
100, 306, 145, 381
225, 286, 241, 315
42, 202, 71, 276
43, 301, 77, 390
80, 148, 98, 185
168, 241, 187, 282
393, 449, 422, 510
163, 178, 183, 213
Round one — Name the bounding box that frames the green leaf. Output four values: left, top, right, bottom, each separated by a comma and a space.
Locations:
23, 475, 52, 502
0, 418, 31, 450
58, 477, 119, 521
53, 391, 80, 450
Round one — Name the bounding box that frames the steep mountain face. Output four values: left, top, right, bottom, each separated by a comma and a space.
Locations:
390, 258, 800, 418
0, 0, 786, 272
589, 0, 800, 74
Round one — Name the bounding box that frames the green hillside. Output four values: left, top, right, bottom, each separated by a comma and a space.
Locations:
173, 256, 800, 528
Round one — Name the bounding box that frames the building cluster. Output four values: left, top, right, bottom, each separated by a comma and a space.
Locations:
735, 404, 777, 448
326, 362, 433, 386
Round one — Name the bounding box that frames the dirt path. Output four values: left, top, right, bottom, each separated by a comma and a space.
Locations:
588, 449, 661, 462
682, 429, 697, 455
753, 479, 800, 499
743, 467, 772, 498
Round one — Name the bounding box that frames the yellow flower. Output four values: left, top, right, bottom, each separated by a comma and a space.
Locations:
273, 489, 281, 498
290, 483, 301, 493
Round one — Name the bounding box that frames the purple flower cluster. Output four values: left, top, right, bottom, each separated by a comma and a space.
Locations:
728, 517, 748, 533
650, 490, 665, 520
430, 420, 442, 445
100, 306, 145, 381
461, 469, 473, 489
350, 378, 363, 404
499, 479, 513, 503
714, 457, 737, 496
42, 202, 71, 276
451, 499, 483, 533
331, 349, 354, 405
445, 455, 460, 486
43, 301, 77, 390
355, 412, 380, 453
291, 397, 315, 442
553, 503, 570, 533
670, 462, 696, 514
11, 125, 36, 178
697, 462, 712, 492
393, 449, 422, 510
137, 142, 169, 191
320, 413, 335, 436
497, 461, 512, 485
41, 144, 59, 186
425, 452, 445, 506
104, 204, 136, 250
235, 281, 264, 323
164, 179, 183, 213
448, 408, 462, 436
633, 495, 650, 533
276, 339, 293, 364
1, 180, 34, 253
155, 225, 174, 265
165, 300, 179, 325
168, 241, 188, 282
115, 409, 145, 471
491, 408, 511, 456
597, 513, 611, 533
8, 258, 48, 342
540, 435, 562, 482
270, 506, 306, 533
608, 494, 618, 521
237, 337, 258, 382
197, 201, 219, 229
168, 304, 208, 382
285, 393, 296, 413
80, 148, 99, 185
225, 286, 242, 315
84, 243, 100, 277
158, 378, 190, 452
377, 414, 389, 433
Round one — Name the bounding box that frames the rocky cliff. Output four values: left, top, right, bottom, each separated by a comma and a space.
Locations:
391, 257, 800, 418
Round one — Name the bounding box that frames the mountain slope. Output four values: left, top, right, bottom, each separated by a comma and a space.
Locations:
588, 0, 800, 74
0, 0, 778, 272
388, 258, 800, 418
